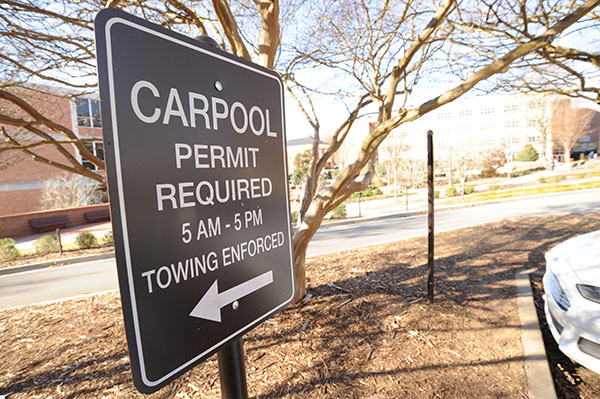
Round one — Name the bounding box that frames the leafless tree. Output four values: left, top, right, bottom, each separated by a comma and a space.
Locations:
551, 98, 597, 163
1, 0, 599, 303
284, 0, 600, 301
41, 174, 105, 210
380, 131, 406, 200
448, 1, 600, 102
399, 158, 426, 190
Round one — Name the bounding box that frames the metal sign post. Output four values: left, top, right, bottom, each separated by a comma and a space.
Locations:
218, 338, 248, 399
95, 9, 295, 394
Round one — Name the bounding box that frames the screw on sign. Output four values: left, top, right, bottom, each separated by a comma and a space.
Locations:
94, 9, 295, 395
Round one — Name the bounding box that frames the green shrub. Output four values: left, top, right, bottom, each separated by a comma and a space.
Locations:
488, 184, 500, 191
445, 186, 459, 197
555, 174, 566, 182
0, 237, 19, 260
574, 172, 585, 179
463, 185, 474, 195
434, 190, 440, 199
101, 231, 114, 246
331, 204, 347, 219
351, 187, 383, 198
34, 235, 59, 255
589, 171, 600, 177
516, 144, 539, 162
538, 177, 547, 184
290, 211, 298, 224
0, 237, 15, 247
76, 232, 97, 249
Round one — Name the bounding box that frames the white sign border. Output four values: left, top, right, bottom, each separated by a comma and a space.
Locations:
103, 16, 295, 389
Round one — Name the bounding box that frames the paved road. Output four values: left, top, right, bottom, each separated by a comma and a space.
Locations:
311, 189, 600, 256
0, 258, 118, 310
1, 189, 599, 309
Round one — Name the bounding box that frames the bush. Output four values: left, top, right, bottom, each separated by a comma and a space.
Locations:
463, 185, 474, 195
76, 232, 97, 249
291, 169, 304, 185
0, 237, 15, 247
0, 237, 19, 260
589, 171, 600, 177
331, 204, 347, 219
555, 174, 566, 182
290, 211, 298, 224
574, 172, 585, 179
488, 184, 500, 191
34, 235, 59, 255
434, 190, 440, 199
516, 144, 539, 162
538, 177, 547, 184
101, 231, 114, 246
351, 187, 384, 198
480, 167, 498, 178
445, 186, 459, 197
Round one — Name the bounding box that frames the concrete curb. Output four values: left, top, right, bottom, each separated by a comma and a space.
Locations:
0, 251, 115, 277
515, 270, 557, 399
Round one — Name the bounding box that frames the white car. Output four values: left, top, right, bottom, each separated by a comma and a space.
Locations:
543, 230, 600, 373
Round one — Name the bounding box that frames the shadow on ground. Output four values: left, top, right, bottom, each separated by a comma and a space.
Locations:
1, 212, 599, 398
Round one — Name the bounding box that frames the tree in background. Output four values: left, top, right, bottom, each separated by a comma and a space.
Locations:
453, 151, 476, 199
551, 99, 597, 163
41, 174, 105, 210
291, 149, 312, 185
448, 1, 600, 103
399, 158, 426, 190
1, 0, 600, 302
379, 131, 406, 200
517, 144, 540, 162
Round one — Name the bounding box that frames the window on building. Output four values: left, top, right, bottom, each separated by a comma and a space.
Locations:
527, 119, 538, 127
480, 107, 495, 114
504, 120, 519, 128
458, 110, 472, 117
81, 142, 104, 170
76, 98, 102, 128
504, 104, 520, 113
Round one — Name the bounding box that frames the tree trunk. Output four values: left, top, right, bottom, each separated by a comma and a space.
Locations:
292, 245, 307, 303
393, 167, 398, 202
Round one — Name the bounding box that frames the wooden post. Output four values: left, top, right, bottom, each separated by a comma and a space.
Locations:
56, 228, 63, 255
427, 130, 435, 303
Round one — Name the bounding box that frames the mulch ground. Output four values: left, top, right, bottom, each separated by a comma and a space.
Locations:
1, 212, 600, 398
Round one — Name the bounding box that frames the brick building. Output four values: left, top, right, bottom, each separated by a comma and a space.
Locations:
0, 85, 105, 216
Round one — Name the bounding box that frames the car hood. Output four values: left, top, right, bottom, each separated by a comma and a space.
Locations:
549, 230, 600, 285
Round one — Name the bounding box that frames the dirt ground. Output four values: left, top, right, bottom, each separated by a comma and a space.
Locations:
1, 212, 600, 399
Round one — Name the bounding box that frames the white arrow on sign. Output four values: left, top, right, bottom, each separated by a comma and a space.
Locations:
189, 270, 274, 322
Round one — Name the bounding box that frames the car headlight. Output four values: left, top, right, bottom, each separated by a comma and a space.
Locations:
577, 284, 600, 303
